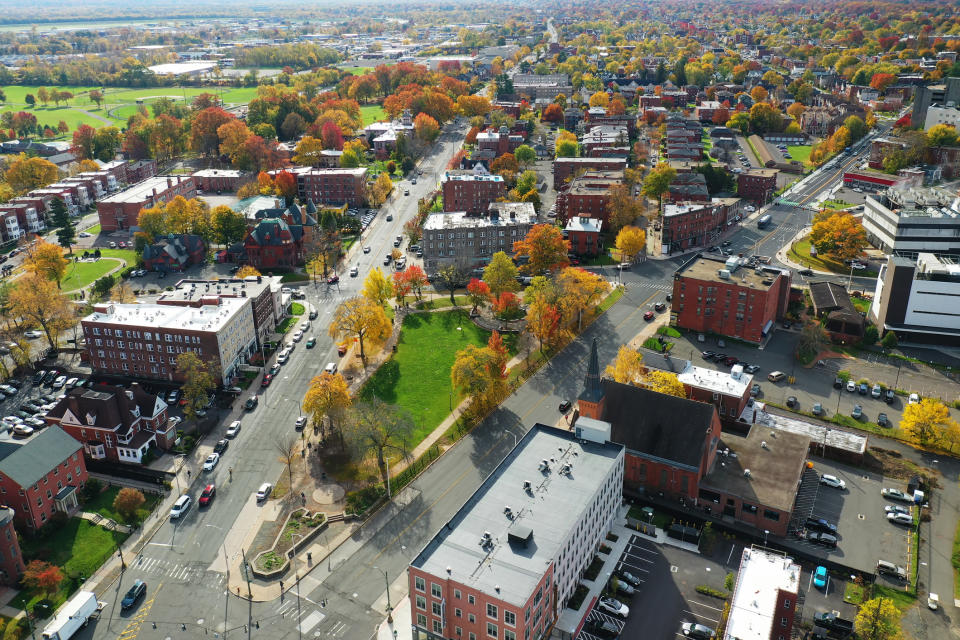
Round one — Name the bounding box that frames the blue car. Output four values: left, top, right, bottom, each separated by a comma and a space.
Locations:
813, 566, 828, 590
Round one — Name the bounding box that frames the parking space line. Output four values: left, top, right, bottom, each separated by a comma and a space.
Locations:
622, 553, 655, 564
682, 610, 720, 624
689, 600, 723, 612
616, 561, 649, 574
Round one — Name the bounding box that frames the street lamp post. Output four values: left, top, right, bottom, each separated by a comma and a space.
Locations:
763, 529, 769, 546
291, 533, 304, 640
374, 566, 393, 624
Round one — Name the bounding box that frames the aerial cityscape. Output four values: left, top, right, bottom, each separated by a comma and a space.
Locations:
0, 1, 955, 640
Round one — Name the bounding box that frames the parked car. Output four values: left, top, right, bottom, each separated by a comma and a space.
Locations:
885, 505, 910, 516
654, 302, 666, 312
52, 375, 67, 389
871, 384, 882, 398
700, 351, 715, 360
813, 566, 828, 589
858, 382, 869, 395
12, 425, 34, 437
887, 512, 913, 525
805, 517, 838, 535
786, 396, 797, 408
876, 560, 907, 581
617, 570, 642, 587
261, 374, 273, 387
167, 389, 181, 404
295, 416, 307, 431
681, 623, 716, 639
23, 330, 43, 339
846, 380, 856, 392
767, 371, 786, 382
643, 311, 654, 321
851, 404, 863, 419
170, 494, 192, 519
213, 439, 229, 454
121, 580, 147, 610
882, 488, 913, 502
820, 474, 845, 490
244, 396, 258, 411
877, 413, 889, 427
805, 531, 838, 548
225, 421, 241, 438
203, 453, 220, 472
884, 389, 895, 403
908, 393, 920, 404
306, 337, 316, 348
744, 364, 760, 374
558, 400, 572, 413
199, 484, 216, 507
256, 483, 272, 501
750, 384, 761, 397
833, 377, 844, 389
596, 597, 629, 618
812, 402, 824, 416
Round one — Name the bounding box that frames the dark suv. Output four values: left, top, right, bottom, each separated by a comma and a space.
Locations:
805, 517, 838, 535
833, 377, 844, 389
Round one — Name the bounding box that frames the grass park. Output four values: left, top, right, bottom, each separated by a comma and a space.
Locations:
82, 485, 161, 525
360, 310, 518, 446
58, 248, 137, 292
788, 236, 879, 278
787, 145, 814, 167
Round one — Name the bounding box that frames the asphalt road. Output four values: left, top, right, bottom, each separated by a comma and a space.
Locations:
83, 122, 470, 640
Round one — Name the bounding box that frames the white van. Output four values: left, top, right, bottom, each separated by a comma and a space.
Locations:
324, 362, 338, 375
170, 495, 191, 519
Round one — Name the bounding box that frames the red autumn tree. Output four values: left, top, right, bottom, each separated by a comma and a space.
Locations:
71, 124, 96, 159
869, 73, 897, 93
189, 106, 234, 156
392, 269, 412, 305
320, 121, 344, 150
466, 278, 492, 314
465, 126, 481, 145
492, 291, 521, 319
273, 170, 297, 200
405, 265, 429, 301
487, 330, 508, 379
542, 103, 564, 123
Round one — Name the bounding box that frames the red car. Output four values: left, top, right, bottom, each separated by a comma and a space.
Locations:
199, 484, 216, 507
327, 274, 339, 284
643, 311, 655, 321
261, 374, 273, 387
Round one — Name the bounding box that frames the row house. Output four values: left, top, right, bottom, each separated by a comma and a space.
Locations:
553, 157, 627, 190
581, 125, 629, 155
46, 383, 172, 464
192, 169, 245, 193
0, 427, 88, 530
564, 216, 603, 257
583, 109, 636, 137
667, 172, 710, 203
661, 200, 729, 253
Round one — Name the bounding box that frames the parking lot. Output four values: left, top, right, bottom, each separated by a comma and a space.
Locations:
784, 457, 912, 577
575, 531, 859, 640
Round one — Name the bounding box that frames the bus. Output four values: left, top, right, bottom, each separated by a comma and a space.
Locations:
757, 214, 772, 229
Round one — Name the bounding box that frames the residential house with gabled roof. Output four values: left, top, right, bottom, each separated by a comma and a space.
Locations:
44, 383, 172, 464
242, 217, 305, 269
0, 427, 88, 530
142, 234, 207, 273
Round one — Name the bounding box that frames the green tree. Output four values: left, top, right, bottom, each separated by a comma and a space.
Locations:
343, 398, 415, 488
483, 251, 520, 295
514, 144, 536, 166
641, 163, 677, 211
49, 197, 75, 255
881, 331, 898, 349
113, 488, 146, 521
210, 205, 247, 246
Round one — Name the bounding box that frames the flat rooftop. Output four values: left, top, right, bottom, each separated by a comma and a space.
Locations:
98, 176, 191, 204
410, 425, 623, 607
157, 276, 281, 304
676, 255, 787, 290
193, 169, 243, 178
700, 425, 809, 512
424, 208, 535, 231
84, 297, 249, 334
442, 172, 504, 183
727, 547, 801, 640
752, 406, 867, 455
677, 362, 753, 398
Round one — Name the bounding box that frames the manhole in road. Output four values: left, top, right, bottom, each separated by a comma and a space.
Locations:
671, 565, 679, 573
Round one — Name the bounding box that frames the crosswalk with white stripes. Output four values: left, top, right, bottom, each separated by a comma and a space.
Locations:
133, 556, 225, 588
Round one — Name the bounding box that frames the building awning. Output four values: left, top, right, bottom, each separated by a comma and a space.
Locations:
762, 319, 773, 335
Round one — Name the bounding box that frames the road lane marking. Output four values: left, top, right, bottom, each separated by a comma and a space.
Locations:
116, 581, 163, 640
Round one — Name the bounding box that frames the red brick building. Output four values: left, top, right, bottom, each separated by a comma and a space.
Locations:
291, 167, 367, 207
554, 170, 623, 229
96, 176, 197, 232
737, 169, 778, 206
475, 126, 525, 157
192, 169, 245, 193
45, 383, 174, 464
671, 255, 792, 343
142, 234, 207, 273
564, 216, 603, 256
441, 172, 506, 215
726, 547, 800, 640
242, 217, 306, 269
553, 157, 627, 189
0, 427, 87, 530
0, 507, 24, 584
661, 201, 729, 253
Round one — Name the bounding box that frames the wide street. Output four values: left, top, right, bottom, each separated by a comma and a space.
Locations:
82, 121, 471, 640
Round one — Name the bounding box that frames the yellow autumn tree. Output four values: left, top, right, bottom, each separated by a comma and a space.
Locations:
303, 372, 352, 433
236, 265, 261, 279
643, 370, 687, 397
615, 226, 647, 263
22, 238, 69, 288
605, 346, 644, 384
328, 296, 392, 361
900, 398, 957, 448
809, 211, 868, 262
362, 267, 394, 308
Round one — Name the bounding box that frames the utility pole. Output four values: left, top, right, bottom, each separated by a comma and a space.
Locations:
223, 544, 229, 639
241, 548, 253, 599
296, 573, 302, 640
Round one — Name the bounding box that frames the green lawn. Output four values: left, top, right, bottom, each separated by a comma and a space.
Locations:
59, 257, 124, 292
787, 145, 813, 167
340, 66, 374, 75
84, 223, 101, 235
82, 486, 160, 524
97, 248, 138, 265
13, 518, 128, 611
0, 104, 118, 132
789, 237, 879, 278
361, 310, 515, 445
360, 104, 386, 126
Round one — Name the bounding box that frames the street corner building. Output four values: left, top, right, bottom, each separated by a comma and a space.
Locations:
81, 297, 257, 387
407, 424, 624, 640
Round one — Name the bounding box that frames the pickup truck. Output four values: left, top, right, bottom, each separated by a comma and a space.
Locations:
813, 612, 854, 637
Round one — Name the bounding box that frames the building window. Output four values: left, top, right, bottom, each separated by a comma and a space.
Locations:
416, 596, 426, 610
431, 583, 442, 598
504, 631, 516, 640
504, 611, 515, 626
487, 604, 498, 619
416, 614, 427, 628
781, 617, 788, 627
432, 602, 442, 616
455, 608, 462, 618
415, 576, 425, 592
487, 623, 498, 638
763, 509, 780, 521
469, 614, 476, 623
454, 589, 461, 600
784, 599, 791, 609
468, 595, 475, 605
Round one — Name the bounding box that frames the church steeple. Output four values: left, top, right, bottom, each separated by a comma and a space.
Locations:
578, 338, 605, 419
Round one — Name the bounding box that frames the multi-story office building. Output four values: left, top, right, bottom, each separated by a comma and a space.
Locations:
441, 172, 506, 215
421, 202, 536, 273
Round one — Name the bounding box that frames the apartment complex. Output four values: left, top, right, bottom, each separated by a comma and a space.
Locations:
671, 255, 792, 343
0, 427, 87, 530
45, 383, 173, 463
156, 276, 283, 349
97, 175, 197, 231
0, 507, 24, 585
441, 172, 506, 215
871, 253, 960, 344
862, 186, 960, 255
421, 202, 536, 273
552, 157, 627, 190
512, 73, 573, 100
737, 169, 778, 206
408, 424, 624, 640
661, 200, 730, 253
289, 167, 367, 207
554, 170, 623, 230
726, 547, 800, 640
81, 297, 257, 385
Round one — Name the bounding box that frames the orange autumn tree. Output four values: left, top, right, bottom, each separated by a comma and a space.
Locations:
466, 278, 493, 314
513, 224, 570, 274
